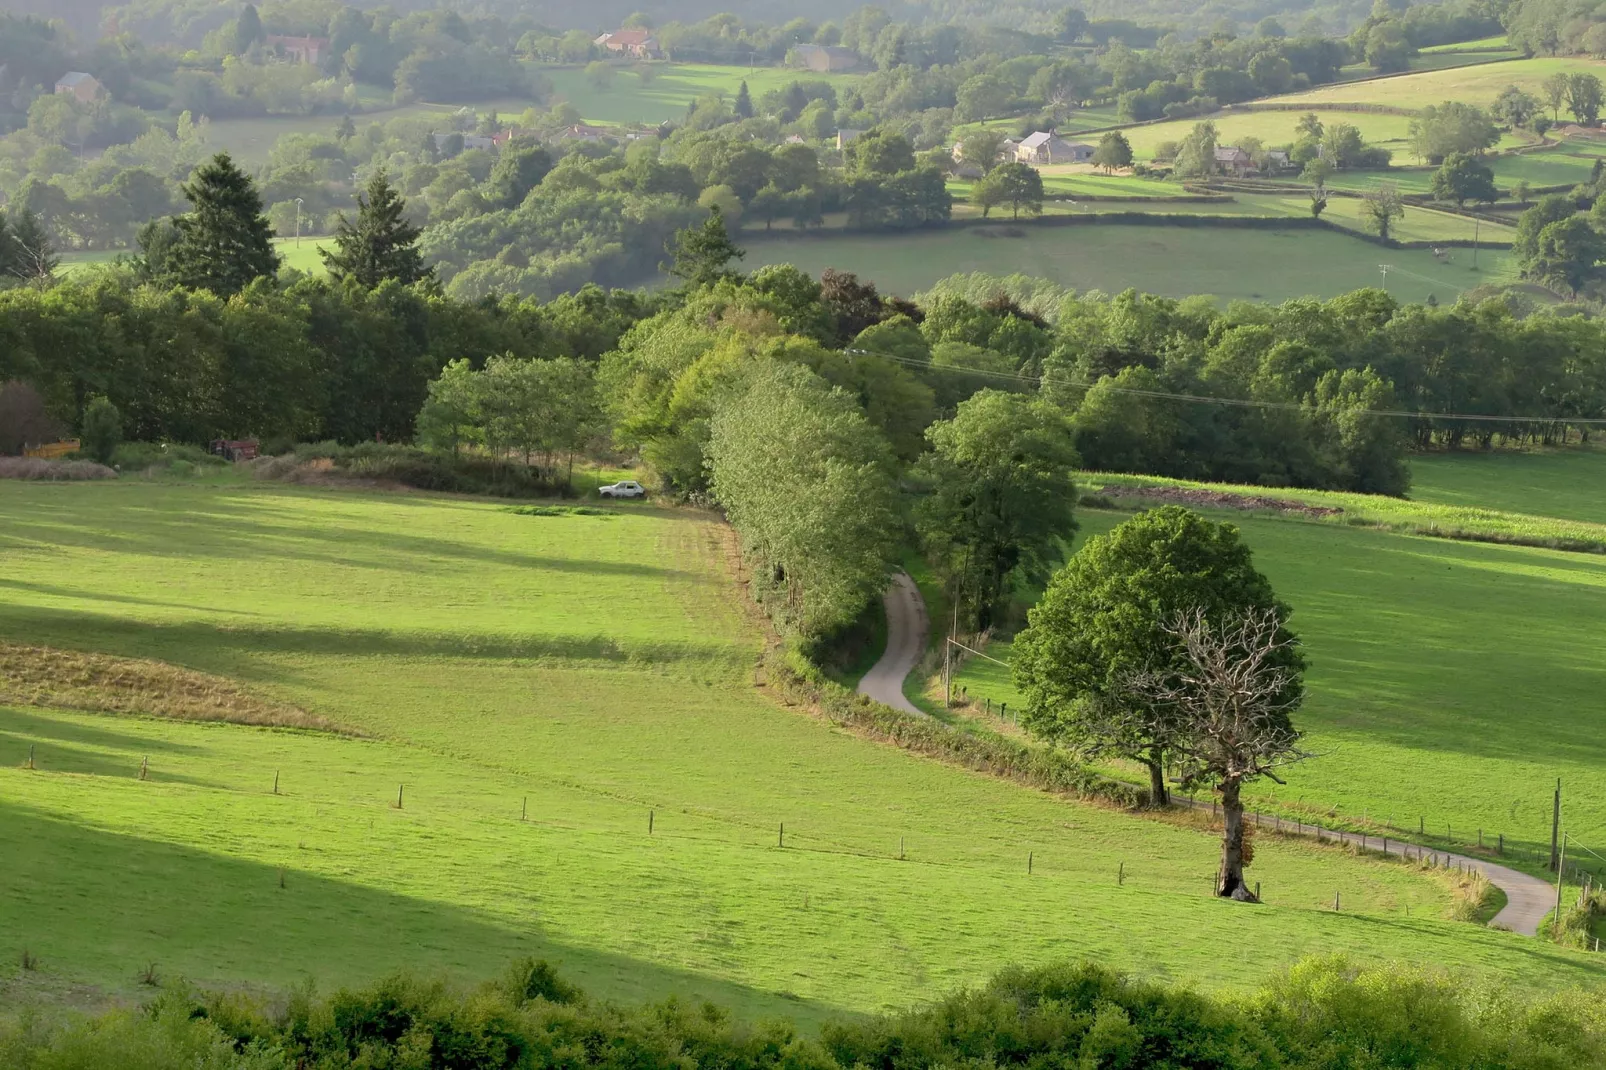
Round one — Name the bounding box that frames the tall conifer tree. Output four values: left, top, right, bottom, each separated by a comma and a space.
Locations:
163, 152, 279, 296
321, 170, 432, 288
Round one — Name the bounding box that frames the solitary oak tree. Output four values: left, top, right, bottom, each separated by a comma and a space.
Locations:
1012, 507, 1298, 807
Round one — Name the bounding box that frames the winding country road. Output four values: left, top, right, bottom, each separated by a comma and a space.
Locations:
857, 570, 1556, 935
856, 572, 928, 716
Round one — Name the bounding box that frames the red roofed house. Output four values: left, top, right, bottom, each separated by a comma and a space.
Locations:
54, 72, 105, 103
593, 29, 661, 59
265, 35, 330, 65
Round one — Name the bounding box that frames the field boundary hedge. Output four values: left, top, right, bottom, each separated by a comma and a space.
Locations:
766, 646, 1147, 809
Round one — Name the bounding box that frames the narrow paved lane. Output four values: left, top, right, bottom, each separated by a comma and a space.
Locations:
857, 572, 927, 716
859, 573, 1555, 935
1263, 814, 1555, 935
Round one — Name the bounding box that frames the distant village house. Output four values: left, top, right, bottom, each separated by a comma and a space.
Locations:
54, 72, 104, 104
265, 35, 329, 65
593, 30, 661, 59
1214, 146, 1253, 177
836, 128, 864, 150
792, 44, 860, 72
1015, 132, 1094, 165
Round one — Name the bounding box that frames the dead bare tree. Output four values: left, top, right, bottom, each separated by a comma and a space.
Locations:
1125, 607, 1309, 901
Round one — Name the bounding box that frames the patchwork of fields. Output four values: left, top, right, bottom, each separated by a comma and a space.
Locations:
3, 482, 1601, 1018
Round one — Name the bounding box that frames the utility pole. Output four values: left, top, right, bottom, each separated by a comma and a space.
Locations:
1471, 217, 1479, 270
1550, 778, 1562, 871
1377, 263, 1392, 291
295, 197, 304, 247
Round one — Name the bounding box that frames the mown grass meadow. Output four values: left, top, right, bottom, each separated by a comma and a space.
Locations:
738, 224, 1514, 303
2, 481, 1599, 1015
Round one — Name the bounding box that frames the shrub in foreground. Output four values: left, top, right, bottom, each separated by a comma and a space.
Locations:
7, 956, 1604, 1069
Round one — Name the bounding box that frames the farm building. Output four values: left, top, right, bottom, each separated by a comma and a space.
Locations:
792, 43, 861, 72
1016, 132, 1094, 165
837, 128, 865, 149
1214, 146, 1254, 176
265, 35, 329, 64
593, 30, 662, 59
53, 72, 103, 103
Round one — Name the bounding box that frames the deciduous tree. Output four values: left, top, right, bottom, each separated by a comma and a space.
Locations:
1013, 506, 1292, 807
1125, 607, 1307, 899
913, 391, 1079, 630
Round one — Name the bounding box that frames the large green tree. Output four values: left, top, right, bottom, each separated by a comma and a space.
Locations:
321, 171, 432, 289
1012, 506, 1299, 807
161, 152, 280, 297
913, 390, 1079, 630
1429, 152, 1498, 207
1091, 131, 1133, 174
706, 362, 901, 640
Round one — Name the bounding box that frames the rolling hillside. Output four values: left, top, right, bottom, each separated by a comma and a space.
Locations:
2, 481, 1600, 1018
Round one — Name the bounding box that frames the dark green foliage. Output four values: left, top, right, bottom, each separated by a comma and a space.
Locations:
79, 395, 122, 464
160, 152, 280, 298
257, 442, 575, 498
1012, 506, 1296, 804
668, 207, 745, 287
733, 80, 754, 119
914, 391, 1079, 630
486, 143, 555, 209
321, 171, 432, 289
1430, 152, 1498, 207
0, 209, 59, 284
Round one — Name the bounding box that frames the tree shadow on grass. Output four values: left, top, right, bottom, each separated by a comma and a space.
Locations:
0, 605, 750, 678
0, 799, 847, 1029
2, 490, 709, 580
0, 578, 268, 618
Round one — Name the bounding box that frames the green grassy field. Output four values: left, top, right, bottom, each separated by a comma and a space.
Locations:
199, 100, 506, 165
948, 169, 1184, 199
1122, 109, 1530, 164
3, 482, 1601, 1016
737, 224, 1515, 304
1418, 35, 1513, 53
1411, 445, 1606, 524
539, 63, 862, 126
1276, 56, 1606, 111
951, 453, 1606, 881
59, 238, 332, 276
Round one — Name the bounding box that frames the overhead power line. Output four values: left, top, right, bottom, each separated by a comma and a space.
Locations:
841, 349, 1606, 427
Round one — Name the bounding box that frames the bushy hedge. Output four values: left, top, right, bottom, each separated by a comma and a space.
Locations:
5, 956, 1605, 1068
254, 442, 575, 499
769, 646, 1145, 808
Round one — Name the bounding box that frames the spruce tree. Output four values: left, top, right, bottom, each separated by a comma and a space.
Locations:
734, 80, 754, 119
0, 209, 59, 284
321, 170, 432, 288
667, 205, 744, 287
164, 152, 279, 296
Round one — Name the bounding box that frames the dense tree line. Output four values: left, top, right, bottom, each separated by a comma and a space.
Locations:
4, 955, 1606, 1068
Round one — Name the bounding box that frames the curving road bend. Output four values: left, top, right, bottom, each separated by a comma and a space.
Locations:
857, 571, 928, 716
859, 570, 1555, 935
1242, 813, 1555, 936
